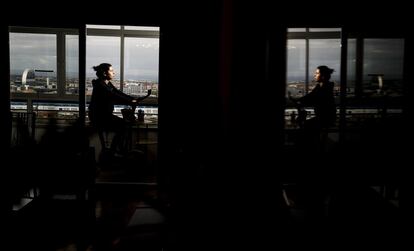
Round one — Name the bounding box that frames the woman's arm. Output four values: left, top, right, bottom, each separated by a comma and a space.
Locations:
108, 83, 135, 105
297, 86, 319, 107
134, 89, 152, 102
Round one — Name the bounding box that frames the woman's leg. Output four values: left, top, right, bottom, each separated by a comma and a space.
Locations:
108, 115, 127, 154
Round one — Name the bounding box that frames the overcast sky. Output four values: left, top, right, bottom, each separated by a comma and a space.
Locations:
10, 33, 404, 83
10, 33, 160, 81
287, 38, 405, 82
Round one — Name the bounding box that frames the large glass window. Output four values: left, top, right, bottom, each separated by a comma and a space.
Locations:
86, 36, 121, 93
286, 39, 306, 98
66, 35, 79, 95
347, 39, 357, 97
286, 29, 341, 100
10, 33, 57, 95
286, 28, 342, 129
285, 28, 406, 152
363, 39, 404, 103
343, 38, 405, 128
9, 25, 160, 119
86, 25, 160, 106
10, 27, 80, 120
308, 39, 340, 92
124, 37, 159, 98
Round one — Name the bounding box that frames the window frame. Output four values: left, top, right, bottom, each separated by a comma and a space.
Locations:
287, 28, 342, 95
86, 25, 160, 106
285, 27, 406, 133
9, 26, 79, 102
9, 25, 160, 106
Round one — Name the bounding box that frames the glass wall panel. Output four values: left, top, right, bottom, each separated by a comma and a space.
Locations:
10, 33, 57, 95
66, 35, 79, 95
124, 37, 159, 99
86, 36, 120, 95
309, 39, 341, 94
286, 39, 306, 99
363, 39, 404, 106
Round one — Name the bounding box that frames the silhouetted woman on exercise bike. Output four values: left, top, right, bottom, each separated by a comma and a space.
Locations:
88, 63, 151, 155
289, 65, 336, 151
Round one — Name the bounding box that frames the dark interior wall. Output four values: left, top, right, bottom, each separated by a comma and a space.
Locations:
217, 2, 287, 177
0, 25, 10, 152
156, 2, 224, 199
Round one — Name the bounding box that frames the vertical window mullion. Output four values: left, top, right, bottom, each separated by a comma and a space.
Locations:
305, 28, 309, 94
57, 32, 66, 98
355, 37, 364, 99
339, 28, 348, 143
79, 25, 86, 124
120, 26, 125, 92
